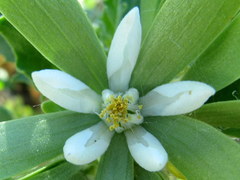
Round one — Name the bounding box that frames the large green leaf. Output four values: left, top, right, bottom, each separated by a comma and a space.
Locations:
96, 133, 134, 180
140, 0, 165, 39
131, 0, 240, 95
182, 15, 240, 91
0, 111, 99, 179
143, 116, 240, 179
29, 162, 89, 180
0, 0, 107, 93
190, 100, 240, 128
0, 17, 55, 77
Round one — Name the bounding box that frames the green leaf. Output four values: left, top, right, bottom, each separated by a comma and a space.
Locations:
0, 106, 12, 121
182, 15, 240, 91
0, 111, 99, 179
41, 100, 65, 113
0, 34, 15, 62
0, 0, 108, 93
131, 0, 240, 95
143, 116, 240, 179
96, 133, 134, 180
135, 165, 165, 180
140, 0, 165, 39
29, 162, 89, 180
189, 100, 240, 128
0, 17, 55, 77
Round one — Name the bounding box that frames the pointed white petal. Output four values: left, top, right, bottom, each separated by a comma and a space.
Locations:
140, 81, 215, 116
125, 126, 168, 172
32, 69, 101, 113
107, 7, 142, 92
63, 122, 114, 165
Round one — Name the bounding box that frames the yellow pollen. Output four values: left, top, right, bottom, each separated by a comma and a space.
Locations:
100, 95, 129, 131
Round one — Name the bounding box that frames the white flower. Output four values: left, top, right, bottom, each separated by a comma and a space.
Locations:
32, 7, 215, 172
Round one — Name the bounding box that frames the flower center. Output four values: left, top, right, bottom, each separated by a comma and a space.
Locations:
99, 88, 143, 133
100, 95, 129, 130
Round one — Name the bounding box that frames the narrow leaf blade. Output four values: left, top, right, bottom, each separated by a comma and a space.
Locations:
140, 0, 165, 39
0, 0, 108, 93
29, 162, 89, 180
190, 100, 240, 128
182, 15, 240, 90
131, 0, 240, 95
0, 111, 99, 179
144, 116, 240, 179
96, 133, 134, 180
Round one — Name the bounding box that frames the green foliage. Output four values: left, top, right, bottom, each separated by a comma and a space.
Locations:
190, 100, 240, 128
0, 111, 99, 179
96, 134, 134, 180
28, 162, 90, 180
140, 0, 165, 39
0, 0, 108, 93
144, 116, 240, 179
183, 15, 240, 91
131, 0, 240, 95
0, 17, 55, 77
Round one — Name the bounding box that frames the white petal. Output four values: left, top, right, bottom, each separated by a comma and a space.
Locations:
107, 7, 142, 92
102, 89, 114, 104
32, 69, 101, 113
140, 81, 215, 116
63, 122, 114, 165
128, 114, 143, 125
123, 88, 139, 104
125, 126, 168, 172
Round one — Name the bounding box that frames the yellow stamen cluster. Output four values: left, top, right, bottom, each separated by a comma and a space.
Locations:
100, 95, 129, 131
